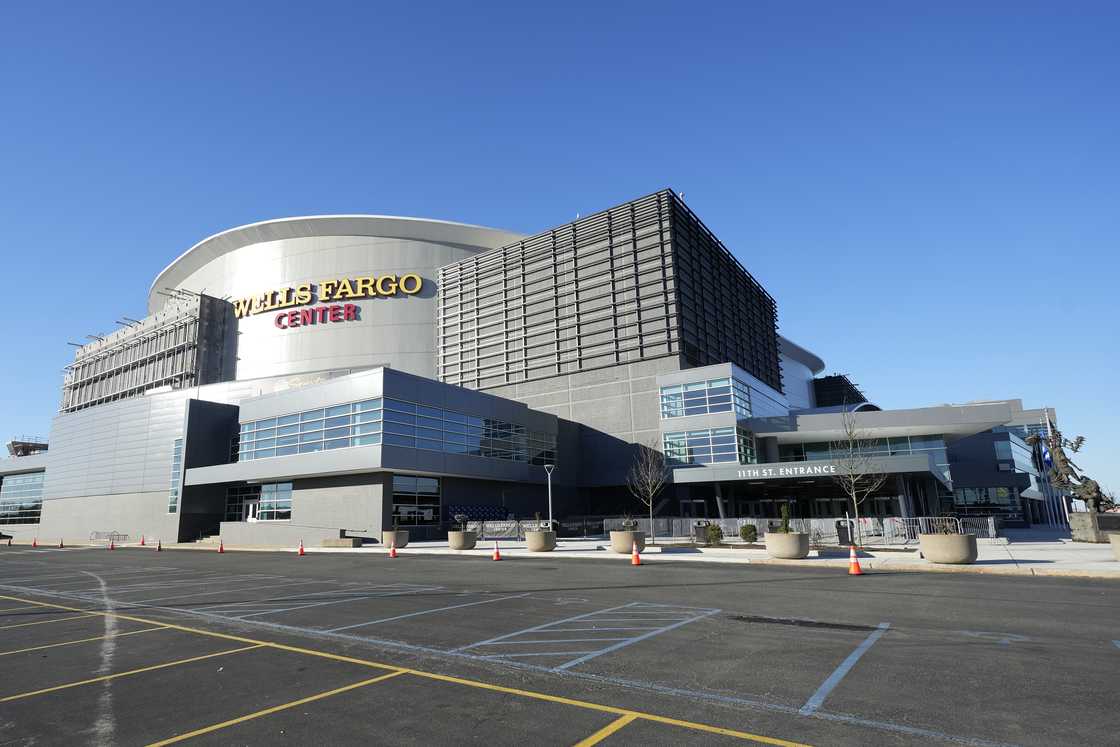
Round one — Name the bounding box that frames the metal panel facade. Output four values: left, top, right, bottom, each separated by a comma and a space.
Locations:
669, 198, 782, 392
438, 191, 682, 389
437, 190, 782, 395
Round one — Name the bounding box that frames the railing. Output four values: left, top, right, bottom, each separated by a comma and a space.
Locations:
88, 531, 130, 544
468, 515, 1004, 546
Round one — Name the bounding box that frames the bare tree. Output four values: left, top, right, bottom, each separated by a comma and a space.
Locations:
830, 408, 889, 547
626, 443, 668, 545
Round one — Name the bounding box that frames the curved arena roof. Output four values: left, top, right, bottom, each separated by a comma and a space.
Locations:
148, 215, 525, 313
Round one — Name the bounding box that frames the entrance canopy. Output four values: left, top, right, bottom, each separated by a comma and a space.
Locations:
747, 401, 1015, 444
671, 453, 950, 489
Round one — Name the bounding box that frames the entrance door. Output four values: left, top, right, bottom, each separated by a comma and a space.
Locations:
243, 499, 260, 522
680, 499, 707, 518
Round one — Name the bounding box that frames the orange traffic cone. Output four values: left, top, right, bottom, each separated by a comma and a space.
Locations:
140, 535, 146, 546
156, 539, 162, 552
848, 545, 863, 576
218, 539, 224, 554
492, 541, 502, 561
298, 539, 305, 556
388, 542, 398, 559
631, 541, 642, 566
58, 538, 64, 549
32, 537, 38, 548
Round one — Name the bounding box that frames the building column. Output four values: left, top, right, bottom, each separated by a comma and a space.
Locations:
714, 482, 727, 520
896, 476, 911, 518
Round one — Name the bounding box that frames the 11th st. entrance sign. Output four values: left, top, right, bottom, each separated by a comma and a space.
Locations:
736, 464, 838, 479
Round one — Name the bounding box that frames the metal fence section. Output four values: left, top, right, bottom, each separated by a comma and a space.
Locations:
469, 515, 1004, 545
467, 520, 528, 541
88, 531, 130, 544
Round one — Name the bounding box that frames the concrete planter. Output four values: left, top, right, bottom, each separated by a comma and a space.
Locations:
609, 530, 646, 554
765, 532, 810, 559
525, 530, 556, 552
448, 531, 477, 550
1110, 533, 1120, 561
919, 533, 977, 564
382, 530, 409, 549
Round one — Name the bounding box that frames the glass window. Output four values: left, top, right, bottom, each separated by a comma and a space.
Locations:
392, 474, 440, 525
167, 438, 183, 514
231, 397, 552, 466
660, 375, 753, 419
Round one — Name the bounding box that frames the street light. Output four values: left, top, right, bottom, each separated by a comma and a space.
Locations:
543, 464, 555, 528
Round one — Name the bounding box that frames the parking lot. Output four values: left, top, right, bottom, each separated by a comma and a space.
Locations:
1, 545, 1118, 745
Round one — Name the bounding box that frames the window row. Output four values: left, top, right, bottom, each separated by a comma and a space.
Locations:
168, 439, 183, 514
236, 397, 557, 466
659, 376, 752, 419
663, 427, 756, 466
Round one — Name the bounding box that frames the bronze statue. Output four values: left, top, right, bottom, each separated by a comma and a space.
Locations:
1027, 427, 1105, 512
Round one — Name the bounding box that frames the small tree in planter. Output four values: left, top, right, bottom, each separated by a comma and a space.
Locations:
739, 524, 758, 543
626, 442, 668, 545
525, 512, 556, 552
448, 512, 476, 550
610, 514, 646, 554
765, 503, 809, 559
383, 517, 409, 549
830, 407, 889, 548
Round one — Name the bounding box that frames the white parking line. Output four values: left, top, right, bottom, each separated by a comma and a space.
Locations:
127, 579, 329, 606
456, 602, 721, 671
0, 568, 183, 585
234, 587, 444, 620
325, 593, 531, 633
799, 622, 891, 716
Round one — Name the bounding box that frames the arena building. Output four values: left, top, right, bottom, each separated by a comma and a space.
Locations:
0, 190, 1069, 546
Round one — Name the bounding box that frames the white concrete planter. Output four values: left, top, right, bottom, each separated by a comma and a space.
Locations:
382, 530, 409, 549
525, 530, 556, 552
919, 533, 977, 564
765, 532, 810, 559
1110, 533, 1120, 561
448, 531, 477, 550
609, 530, 646, 554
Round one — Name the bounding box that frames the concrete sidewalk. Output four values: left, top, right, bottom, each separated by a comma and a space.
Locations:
152, 535, 1120, 579
37, 534, 1114, 578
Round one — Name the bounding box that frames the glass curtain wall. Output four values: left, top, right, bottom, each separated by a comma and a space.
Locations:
237, 398, 556, 467
0, 472, 45, 525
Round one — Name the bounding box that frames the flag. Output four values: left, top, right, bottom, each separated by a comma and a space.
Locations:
1041, 442, 1052, 470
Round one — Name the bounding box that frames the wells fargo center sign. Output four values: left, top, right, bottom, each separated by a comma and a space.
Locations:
232, 274, 423, 329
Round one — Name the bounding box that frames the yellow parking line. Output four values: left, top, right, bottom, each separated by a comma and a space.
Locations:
0, 604, 52, 613
0, 613, 94, 630
404, 669, 808, 746
0, 595, 808, 746
0, 645, 263, 703
145, 670, 408, 745
574, 713, 638, 746
0, 626, 169, 657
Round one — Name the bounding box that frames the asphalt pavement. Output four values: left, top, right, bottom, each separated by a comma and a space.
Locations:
0, 545, 1117, 746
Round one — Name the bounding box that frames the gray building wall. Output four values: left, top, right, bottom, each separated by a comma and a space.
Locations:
484, 357, 681, 488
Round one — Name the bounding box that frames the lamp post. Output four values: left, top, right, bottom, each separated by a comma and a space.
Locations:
544, 464, 555, 528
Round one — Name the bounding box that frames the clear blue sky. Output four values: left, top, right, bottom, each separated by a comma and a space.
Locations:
1, 2, 1116, 492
